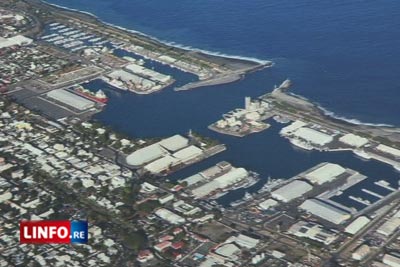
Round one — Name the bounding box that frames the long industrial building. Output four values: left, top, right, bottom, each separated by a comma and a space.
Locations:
159, 135, 189, 152
172, 145, 203, 161
258, 198, 278, 211
126, 143, 167, 166
280, 120, 307, 135
271, 180, 313, 203
125, 63, 172, 83
299, 199, 351, 225
144, 145, 203, 174
383, 254, 400, 267
0, 35, 32, 49
107, 69, 156, 89
126, 134, 205, 174
191, 167, 249, 199
304, 163, 346, 185
376, 144, 400, 158
291, 127, 334, 147
144, 155, 177, 174
46, 89, 95, 111
288, 221, 337, 245
339, 133, 369, 148
344, 216, 371, 235
126, 134, 189, 166
377, 211, 400, 237
155, 208, 185, 225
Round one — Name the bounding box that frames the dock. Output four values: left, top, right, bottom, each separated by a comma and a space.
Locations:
361, 188, 385, 199
375, 180, 397, 192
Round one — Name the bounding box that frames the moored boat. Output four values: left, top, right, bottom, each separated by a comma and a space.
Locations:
74, 86, 108, 103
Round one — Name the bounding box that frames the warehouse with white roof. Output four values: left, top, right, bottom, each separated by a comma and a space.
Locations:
173, 145, 203, 162
304, 163, 346, 185
47, 89, 95, 111
126, 135, 192, 167
155, 208, 185, 224
383, 254, 400, 267
181, 173, 205, 186
191, 168, 248, 198
258, 199, 278, 210
108, 69, 156, 88
125, 63, 172, 83
345, 216, 371, 235
339, 133, 369, 148
126, 134, 204, 173
291, 127, 334, 147
376, 144, 400, 158
126, 143, 167, 166
158, 134, 189, 152
0, 35, 32, 49
280, 120, 307, 135
227, 234, 259, 249
216, 168, 248, 187
299, 199, 351, 225
144, 155, 178, 174
377, 211, 400, 237
214, 243, 240, 259
271, 180, 313, 203
288, 221, 337, 245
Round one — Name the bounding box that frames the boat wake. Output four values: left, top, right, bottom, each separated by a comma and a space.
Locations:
42, 1, 271, 65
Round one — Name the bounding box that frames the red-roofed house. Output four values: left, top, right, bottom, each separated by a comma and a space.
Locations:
137, 250, 154, 263
191, 233, 209, 243
158, 235, 174, 243
171, 241, 185, 250
173, 227, 183, 235
172, 251, 183, 260
154, 241, 172, 252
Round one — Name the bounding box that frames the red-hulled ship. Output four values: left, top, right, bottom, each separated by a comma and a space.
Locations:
74, 86, 108, 103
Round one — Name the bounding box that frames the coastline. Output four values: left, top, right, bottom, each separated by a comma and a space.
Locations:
34, 1, 396, 129
6, 0, 396, 129
265, 88, 400, 146
25, 0, 272, 92
32, 0, 273, 91
287, 92, 395, 128
41, 1, 272, 65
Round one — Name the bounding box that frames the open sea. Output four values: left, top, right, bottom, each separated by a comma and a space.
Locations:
46, 0, 400, 206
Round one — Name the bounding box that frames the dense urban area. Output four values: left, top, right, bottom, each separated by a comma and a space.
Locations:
1, 1, 400, 267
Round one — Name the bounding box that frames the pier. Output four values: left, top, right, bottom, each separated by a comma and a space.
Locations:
361, 188, 385, 199
375, 180, 397, 192
349, 196, 370, 206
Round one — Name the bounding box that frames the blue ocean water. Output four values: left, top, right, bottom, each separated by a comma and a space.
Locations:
47, 0, 400, 125
45, 0, 400, 205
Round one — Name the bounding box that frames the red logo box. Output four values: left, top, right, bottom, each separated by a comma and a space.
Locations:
20, 220, 71, 244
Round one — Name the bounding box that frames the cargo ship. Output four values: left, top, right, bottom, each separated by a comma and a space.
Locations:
74, 86, 108, 103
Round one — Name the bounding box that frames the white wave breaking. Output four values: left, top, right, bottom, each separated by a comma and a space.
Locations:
42, 1, 271, 65
159, 41, 272, 65
319, 106, 394, 127
288, 93, 394, 127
